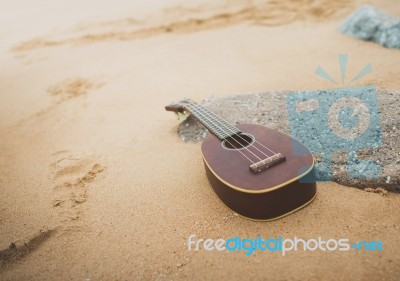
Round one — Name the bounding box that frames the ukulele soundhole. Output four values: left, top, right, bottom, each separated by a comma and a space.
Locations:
221, 133, 255, 150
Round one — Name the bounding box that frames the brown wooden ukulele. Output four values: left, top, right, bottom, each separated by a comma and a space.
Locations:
166, 99, 316, 221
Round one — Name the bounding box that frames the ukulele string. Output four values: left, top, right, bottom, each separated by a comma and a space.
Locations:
196, 104, 277, 156
190, 105, 268, 160
186, 105, 260, 163
187, 106, 258, 163
188, 104, 271, 161
190, 104, 276, 158
193, 104, 272, 159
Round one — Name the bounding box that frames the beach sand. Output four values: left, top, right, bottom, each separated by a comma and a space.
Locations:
1, 0, 400, 280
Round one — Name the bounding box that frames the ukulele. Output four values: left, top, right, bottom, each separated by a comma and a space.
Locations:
166, 99, 316, 221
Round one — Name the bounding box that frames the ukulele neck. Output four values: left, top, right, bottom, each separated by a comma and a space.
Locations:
185, 103, 241, 140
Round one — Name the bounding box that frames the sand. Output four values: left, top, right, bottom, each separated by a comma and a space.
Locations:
0, 0, 400, 280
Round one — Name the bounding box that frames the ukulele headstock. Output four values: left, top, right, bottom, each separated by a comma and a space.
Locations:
165, 98, 194, 113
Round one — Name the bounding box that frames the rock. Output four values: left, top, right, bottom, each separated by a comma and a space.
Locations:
177, 89, 400, 192
341, 5, 400, 49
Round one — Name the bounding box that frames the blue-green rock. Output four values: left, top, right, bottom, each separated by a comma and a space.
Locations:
341, 5, 400, 49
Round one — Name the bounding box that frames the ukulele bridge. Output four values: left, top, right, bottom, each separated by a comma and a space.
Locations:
249, 153, 286, 174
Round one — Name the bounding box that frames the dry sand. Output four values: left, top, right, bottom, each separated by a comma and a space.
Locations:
0, 0, 400, 280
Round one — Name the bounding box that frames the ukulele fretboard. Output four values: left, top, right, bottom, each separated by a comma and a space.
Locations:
186, 104, 241, 140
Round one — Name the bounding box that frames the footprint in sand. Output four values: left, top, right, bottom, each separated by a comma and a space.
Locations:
30, 77, 103, 120
0, 153, 105, 268
47, 78, 103, 102
50, 151, 105, 222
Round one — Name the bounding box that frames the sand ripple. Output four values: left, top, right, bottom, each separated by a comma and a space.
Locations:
12, 0, 352, 52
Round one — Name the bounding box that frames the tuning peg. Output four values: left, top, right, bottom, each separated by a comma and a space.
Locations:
176, 111, 189, 121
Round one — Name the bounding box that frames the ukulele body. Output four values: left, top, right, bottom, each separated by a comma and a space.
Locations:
201, 123, 316, 221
